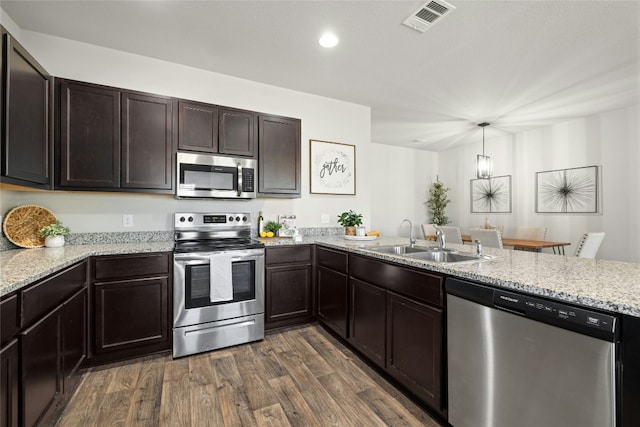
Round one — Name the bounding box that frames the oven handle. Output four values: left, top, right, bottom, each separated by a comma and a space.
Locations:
174, 252, 264, 263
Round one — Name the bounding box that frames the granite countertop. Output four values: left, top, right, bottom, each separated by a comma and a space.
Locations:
0, 241, 174, 296
2, 235, 639, 318
303, 236, 640, 318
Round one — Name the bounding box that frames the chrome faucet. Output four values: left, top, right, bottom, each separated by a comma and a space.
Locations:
401, 219, 416, 247
433, 225, 446, 250
475, 239, 483, 256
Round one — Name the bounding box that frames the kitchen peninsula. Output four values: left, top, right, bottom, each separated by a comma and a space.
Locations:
1, 235, 639, 427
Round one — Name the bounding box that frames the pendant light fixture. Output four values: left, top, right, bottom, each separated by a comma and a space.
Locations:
476, 122, 492, 179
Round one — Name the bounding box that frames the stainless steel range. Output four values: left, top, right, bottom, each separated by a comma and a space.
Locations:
173, 212, 265, 358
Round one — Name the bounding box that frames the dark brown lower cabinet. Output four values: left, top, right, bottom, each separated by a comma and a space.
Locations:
93, 277, 169, 360
265, 245, 313, 329
0, 339, 19, 427
386, 291, 442, 409
345, 252, 446, 416
349, 278, 386, 369
316, 265, 349, 338
265, 264, 312, 324
21, 306, 62, 427
90, 252, 171, 365
62, 288, 87, 381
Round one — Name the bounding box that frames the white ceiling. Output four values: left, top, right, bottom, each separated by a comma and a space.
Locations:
3, 0, 639, 151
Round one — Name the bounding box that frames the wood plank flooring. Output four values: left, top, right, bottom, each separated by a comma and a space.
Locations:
55, 324, 442, 427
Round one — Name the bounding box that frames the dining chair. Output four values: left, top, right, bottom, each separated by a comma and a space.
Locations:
469, 228, 504, 249
437, 226, 463, 244
421, 224, 435, 239
514, 226, 547, 241
574, 232, 605, 258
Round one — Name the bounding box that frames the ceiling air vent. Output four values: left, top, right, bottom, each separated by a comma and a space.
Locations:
402, 0, 456, 33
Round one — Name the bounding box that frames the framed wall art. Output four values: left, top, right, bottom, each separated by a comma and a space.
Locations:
470, 175, 512, 213
536, 165, 599, 213
309, 139, 356, 195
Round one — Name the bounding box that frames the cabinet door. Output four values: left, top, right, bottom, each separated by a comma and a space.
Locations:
21, 306, 62, 427
121, 92, 173, 190
1, 31, 51, 187
317, 266, 348, 338
219, 108, 255, 157
93, 276, 169, 356
265, 264, 312, 327
0, 294, 20, 347
177, 100, 218, 153
62, 288, 87, 384
349, 278, 386, 369
386, 291, 442, 411
0, 339, 19, 427
258, 115, 301, 197
59, 80, 120, 188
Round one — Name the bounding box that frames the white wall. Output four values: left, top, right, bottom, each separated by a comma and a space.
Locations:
0, 23, 438, 235
368, 143, 438, 240
438, 105, 640, 262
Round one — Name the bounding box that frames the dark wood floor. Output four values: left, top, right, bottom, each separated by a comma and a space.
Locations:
55, 324, 442, 426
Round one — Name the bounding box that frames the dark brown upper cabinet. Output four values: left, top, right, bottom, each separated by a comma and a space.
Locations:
258, 114, 301, 198
1, 27, 52, 189
219, 107, 255, 157
121, 92, 172, 190
59, 80, 120, 188
57, 80, 173, 193
177, 100, 218, 153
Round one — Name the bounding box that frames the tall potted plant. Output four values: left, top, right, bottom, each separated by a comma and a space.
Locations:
337, 210, 363, 236
426, 179, 451, 226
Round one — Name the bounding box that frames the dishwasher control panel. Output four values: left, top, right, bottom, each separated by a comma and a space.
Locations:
493, 290, 618, 340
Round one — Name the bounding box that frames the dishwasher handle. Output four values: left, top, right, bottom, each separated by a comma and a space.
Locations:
446, 277, 495, 307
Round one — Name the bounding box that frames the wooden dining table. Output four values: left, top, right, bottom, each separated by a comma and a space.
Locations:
427, 234, 571, 255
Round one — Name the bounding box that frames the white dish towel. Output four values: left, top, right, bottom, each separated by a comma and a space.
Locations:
209, 253, 234, 302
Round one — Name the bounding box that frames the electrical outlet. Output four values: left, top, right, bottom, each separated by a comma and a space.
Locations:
321, 214, 330, 224
122, 215, 134, 227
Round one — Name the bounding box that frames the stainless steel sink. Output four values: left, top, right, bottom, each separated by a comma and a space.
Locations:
406, 250, 492, 263
367, 245, 433, 255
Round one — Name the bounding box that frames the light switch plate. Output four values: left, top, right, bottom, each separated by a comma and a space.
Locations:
321, 214, 330, 224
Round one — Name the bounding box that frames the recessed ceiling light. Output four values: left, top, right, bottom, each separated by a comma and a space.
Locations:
319, 32, 339, 48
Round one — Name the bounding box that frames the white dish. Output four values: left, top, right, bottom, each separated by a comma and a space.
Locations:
344, 235, 377, 241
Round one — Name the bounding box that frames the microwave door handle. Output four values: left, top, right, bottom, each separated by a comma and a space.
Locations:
237, 163, 242, 197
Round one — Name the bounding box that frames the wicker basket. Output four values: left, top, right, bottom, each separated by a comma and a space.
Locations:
2, 205, 57, 248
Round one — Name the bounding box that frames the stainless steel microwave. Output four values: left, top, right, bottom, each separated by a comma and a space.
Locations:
176, 152, 256, 199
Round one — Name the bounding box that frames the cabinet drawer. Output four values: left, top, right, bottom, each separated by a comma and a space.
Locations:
22, 260, 87, 327
265, 245, 311, 265
93, 252, 170, 281
0, 293, 20, 345
349, 254, 443, 307
317, 246, 348, 273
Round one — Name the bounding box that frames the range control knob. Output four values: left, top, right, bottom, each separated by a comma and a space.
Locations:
188, 216, 194, 222
229, 216, 234, 222
242, 216, 247, 222
179, 216, 186, 222
236, 216, 241, 222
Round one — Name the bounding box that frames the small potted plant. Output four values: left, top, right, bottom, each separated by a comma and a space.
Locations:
262, 220, 282, 238
337, 210, 363, 236
39, 220, 71, 248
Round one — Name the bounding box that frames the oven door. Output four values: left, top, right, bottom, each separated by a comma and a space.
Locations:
173, 248, 264, 328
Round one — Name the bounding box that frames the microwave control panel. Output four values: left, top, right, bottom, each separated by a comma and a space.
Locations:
242, 168, 255, 192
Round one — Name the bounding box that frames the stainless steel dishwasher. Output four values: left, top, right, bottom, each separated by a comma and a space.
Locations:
446, 278, 619, 427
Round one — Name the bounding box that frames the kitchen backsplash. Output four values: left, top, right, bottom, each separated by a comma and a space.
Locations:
0, 227, 344, 251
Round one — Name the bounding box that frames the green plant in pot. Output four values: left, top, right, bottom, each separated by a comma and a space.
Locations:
263, 220, 282, 237
337, 210, 363, 236
39, 220, 71, 248
426, 178, 451, 226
